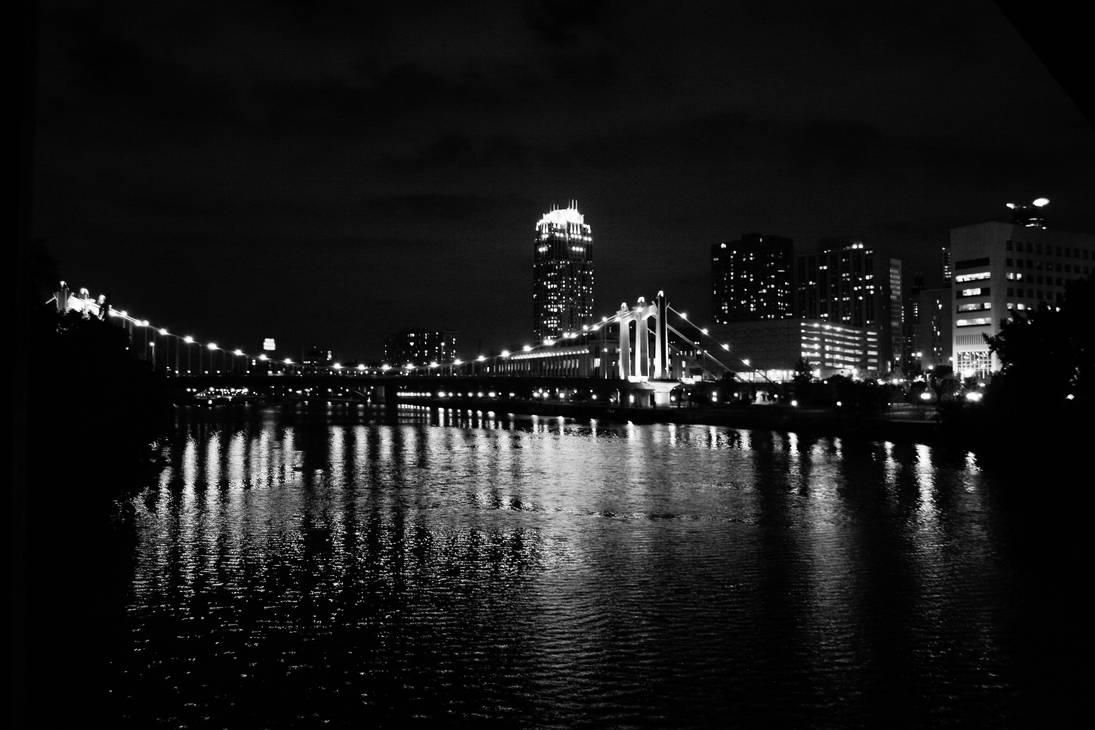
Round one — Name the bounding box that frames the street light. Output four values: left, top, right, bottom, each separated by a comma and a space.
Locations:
183, 336, 195, 373
207, 342, 219, 374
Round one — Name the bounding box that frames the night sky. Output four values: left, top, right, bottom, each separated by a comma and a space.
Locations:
31, 0, 1095, 361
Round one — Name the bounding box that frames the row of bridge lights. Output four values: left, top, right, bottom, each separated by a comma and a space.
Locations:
107, 295, 759, 377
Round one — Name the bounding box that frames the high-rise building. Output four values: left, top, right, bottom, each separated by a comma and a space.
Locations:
888, 258, 904, 373
903, 274, 952, 375
795, 238, 898, 372
384, 329, 458, 367
949, 201, 1094, 377
533, 201, 594, 343
711, 233, 794, 324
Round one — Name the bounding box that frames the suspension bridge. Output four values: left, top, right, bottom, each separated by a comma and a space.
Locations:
49, 283, 779, 407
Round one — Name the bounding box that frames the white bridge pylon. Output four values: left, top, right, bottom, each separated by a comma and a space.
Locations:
615, 291, 669, 380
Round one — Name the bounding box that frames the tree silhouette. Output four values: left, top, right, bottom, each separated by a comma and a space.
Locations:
985, 275, 1093, 411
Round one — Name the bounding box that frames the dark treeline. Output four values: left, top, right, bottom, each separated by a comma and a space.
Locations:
942, 275, 1093, 467
21, 243, 172, 725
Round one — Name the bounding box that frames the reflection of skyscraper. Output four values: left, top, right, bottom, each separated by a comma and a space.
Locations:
533, 201, 594, 342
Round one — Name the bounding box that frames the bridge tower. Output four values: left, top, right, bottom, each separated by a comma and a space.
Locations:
616, 292, 669, 381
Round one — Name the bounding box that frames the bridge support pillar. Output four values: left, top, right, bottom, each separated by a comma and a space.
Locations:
654, 292, 668, 379
617, 302, 631, 379
634, 308, 649, 378
375, 385, 399, 409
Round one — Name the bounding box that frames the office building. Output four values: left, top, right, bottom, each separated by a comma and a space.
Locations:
384, 329, 458, 367
887, 258, 904, 373
716, 318, 882, 382
533, 201, 594, 343
795, 238, 898, 372
949, 200, 1095, 377
711, 233, 794, 324
904, 274, 952, 374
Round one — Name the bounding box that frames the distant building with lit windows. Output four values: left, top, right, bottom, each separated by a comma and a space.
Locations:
715, 318, 882, 381
950, 201, 1095, 377
711, 233, 794, 324
795, 238, 899, 372
383, 329, 457, 367
533, 201, 594, 343
903, 274, 952, 375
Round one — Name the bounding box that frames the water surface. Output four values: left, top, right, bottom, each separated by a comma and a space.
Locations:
104, 404, 1068, 727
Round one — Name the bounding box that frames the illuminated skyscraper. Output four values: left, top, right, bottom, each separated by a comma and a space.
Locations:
711, 233, 794, 324
795, 238, 900, 372
384, 329, 457, 367
533, 201, 594, 342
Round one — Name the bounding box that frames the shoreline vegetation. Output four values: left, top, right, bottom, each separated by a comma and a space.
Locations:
24, 268, 173, 722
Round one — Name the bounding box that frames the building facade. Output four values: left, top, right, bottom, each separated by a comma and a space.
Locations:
949, 219, 1095, 377
795, 238, 898, 372
533, 202, 594, 343
711, 233, 794, 324
887, 258, 904, 374
383, 329, 458, 367
715, 318, 882, 382
903, 277, 952, 375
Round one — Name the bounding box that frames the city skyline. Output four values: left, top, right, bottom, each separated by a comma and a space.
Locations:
30, 1, 1095, 362
18, 3, 1095, 726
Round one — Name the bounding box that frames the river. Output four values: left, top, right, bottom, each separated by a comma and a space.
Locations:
99, 402, 1078, 727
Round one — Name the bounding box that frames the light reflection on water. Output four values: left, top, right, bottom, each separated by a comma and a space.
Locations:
110, 403, 1022, 727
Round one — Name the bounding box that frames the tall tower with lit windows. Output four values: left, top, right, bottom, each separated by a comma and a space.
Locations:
711, 233, 794, 324
533, 201, 594, 342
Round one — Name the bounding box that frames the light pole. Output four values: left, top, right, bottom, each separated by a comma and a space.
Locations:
233, 349, 245, 375
183, 336, 194, 373
157, 328, 169, 374
207, 343, 219, 374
